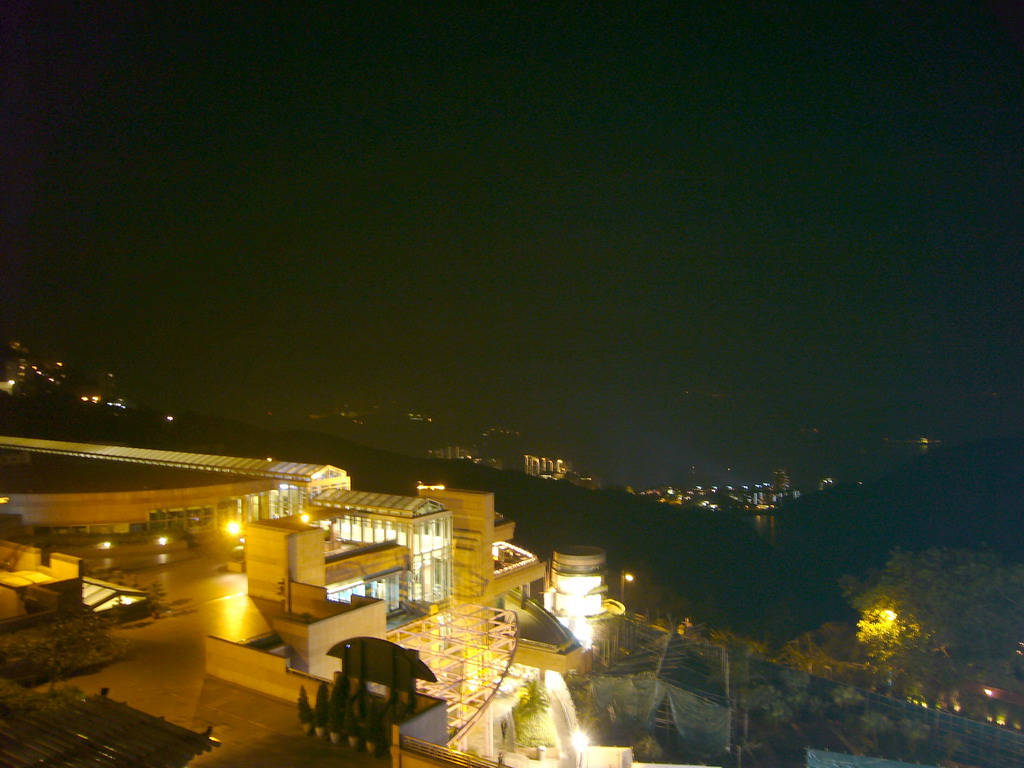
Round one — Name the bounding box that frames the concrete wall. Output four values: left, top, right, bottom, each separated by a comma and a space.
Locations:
424, 489, 496, 604
246, 524, 291, 602
491, 561, 546, 598
3, 479, 273, 527
395, 700, 449, 746
0, 586, 23, 617
205, 635, 318, 702
274, 593, 387, 679
324, 543, 409, 588
289, 528, 325, 587
46, 552, 81, 580
0, 540, 41, 570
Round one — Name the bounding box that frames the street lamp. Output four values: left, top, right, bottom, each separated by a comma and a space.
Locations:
620, 571, 634, 601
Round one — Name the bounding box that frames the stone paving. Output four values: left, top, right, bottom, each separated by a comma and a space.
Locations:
58, 539, 391, 766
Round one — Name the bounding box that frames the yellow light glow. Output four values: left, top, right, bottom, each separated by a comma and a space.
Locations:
572, 731, 589, 753
266, 457, 273, 462
157, 536, 168, 546
0, 497, 8, 504
226, 521, 242, 536
985, 688, 994, 697
882, 609, 897, 622
98, 541, 112, 550
417, 484, 446, 490
300, 513, 311, 524
624, 573, 634, 583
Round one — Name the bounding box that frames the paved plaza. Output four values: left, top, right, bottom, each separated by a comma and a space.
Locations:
60, 538, 389, 766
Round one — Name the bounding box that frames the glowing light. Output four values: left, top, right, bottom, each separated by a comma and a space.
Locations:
266, 457, 273, 462
226, 521, 242, 537
98, 541, 112, 550
624, 573, 634, 583
985, 688, 994, 697
417, 484, 446, 491
300, 513, 311, 524
882, 609, 897, 622
157, 536, 168, 546
165, 415, 174, 421
572, 731, 589, 755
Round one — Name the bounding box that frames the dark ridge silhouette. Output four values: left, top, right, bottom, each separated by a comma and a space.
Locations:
773, 436, 1024, 632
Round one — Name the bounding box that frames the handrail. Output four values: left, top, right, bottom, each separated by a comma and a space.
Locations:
401, 735, 503, 768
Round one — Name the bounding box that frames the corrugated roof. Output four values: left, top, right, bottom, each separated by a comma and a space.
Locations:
0, 695, 217, 767
314, 489, 447, 517
0, 435, 344, 484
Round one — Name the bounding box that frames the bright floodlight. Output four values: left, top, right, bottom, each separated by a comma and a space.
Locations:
572, 731, 589, 752
226, 521, 242, 536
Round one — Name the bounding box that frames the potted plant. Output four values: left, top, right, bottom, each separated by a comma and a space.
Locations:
364, 701, 384, 756
345, 695, 361, 750
297, 686, 314, 735
314, 681, 330, 738
328, 683, 346, 744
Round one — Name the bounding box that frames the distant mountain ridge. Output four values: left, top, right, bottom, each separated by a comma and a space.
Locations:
773, 435, 1024, 628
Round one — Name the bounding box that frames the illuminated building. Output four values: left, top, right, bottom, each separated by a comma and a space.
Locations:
524, 455, 570, 478
0, 435, 581, 755
772, 467, 791, 493
544, 546, 608, 648
0, 435, 350, 534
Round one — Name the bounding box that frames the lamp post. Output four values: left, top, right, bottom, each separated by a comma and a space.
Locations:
620, 571, 634, 602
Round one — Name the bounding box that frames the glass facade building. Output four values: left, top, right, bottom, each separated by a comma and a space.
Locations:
315, 491, 455, 608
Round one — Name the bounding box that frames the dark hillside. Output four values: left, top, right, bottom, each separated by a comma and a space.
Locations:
774, 436, 1024, 631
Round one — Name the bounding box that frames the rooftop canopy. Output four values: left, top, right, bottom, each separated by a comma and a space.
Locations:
0, 435, 344, 484
0, 694, 217, 767
313, 489, 447, 518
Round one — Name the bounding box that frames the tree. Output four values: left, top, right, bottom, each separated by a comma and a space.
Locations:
297, 686, 313, 732
0, 612, 124, 690
512, 678, 556, 748
314, 681, 330, 732
845, 548, 1024, 698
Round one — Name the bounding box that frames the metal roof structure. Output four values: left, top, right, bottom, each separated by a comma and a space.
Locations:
0, 435, 342, 484
313, 489, 448, 517
388, 603, 518, 745
0, 694, 217, 767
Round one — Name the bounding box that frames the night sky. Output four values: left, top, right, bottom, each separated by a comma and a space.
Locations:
3, 3, 1023, 487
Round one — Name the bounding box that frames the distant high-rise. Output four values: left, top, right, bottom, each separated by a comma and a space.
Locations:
772, 468, 791, 493
524, 455, 570, 478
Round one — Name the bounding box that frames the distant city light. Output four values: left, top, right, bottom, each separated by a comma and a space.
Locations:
166, 415, 174, 421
